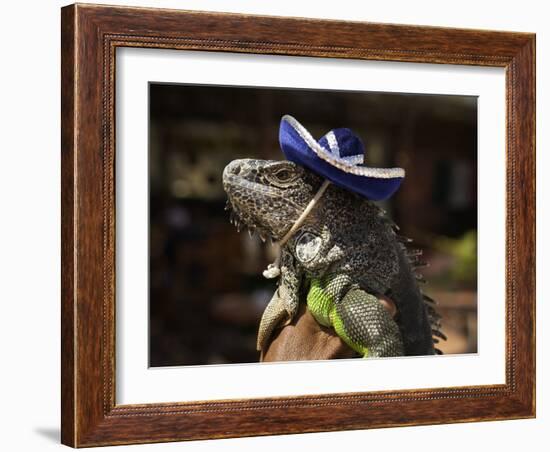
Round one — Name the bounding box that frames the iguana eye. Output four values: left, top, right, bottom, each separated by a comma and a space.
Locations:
274, 169, 292, 181
265, 163, 301, 187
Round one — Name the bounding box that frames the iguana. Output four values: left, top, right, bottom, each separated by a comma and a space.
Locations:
222, 137, 444, 359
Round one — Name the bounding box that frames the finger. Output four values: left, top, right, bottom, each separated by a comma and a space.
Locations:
378, 295, 398, 318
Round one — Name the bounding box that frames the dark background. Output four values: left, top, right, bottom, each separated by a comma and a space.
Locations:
149, 83, 477, 367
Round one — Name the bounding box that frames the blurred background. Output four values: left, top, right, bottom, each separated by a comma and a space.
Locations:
149, 83, 477, 367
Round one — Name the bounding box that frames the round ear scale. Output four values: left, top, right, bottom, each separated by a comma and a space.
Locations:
295, 231, 323, 264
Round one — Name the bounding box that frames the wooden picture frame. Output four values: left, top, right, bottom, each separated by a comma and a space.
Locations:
61, 3, 535, 447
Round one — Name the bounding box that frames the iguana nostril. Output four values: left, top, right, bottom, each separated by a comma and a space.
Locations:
233, 164, 241, 175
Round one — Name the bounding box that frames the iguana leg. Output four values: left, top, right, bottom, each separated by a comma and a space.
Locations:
257, 290, 288, 351
257, 249, 302, 351
332, 288, 404, 357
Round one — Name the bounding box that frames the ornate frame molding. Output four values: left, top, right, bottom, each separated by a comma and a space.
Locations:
61, 4, 535, 447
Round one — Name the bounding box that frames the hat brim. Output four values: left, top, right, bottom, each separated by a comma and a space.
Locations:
279, 115, 404, 201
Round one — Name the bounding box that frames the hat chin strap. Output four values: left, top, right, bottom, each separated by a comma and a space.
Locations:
263, 179, 331, 279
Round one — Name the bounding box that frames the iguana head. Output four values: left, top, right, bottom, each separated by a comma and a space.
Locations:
223, 159, 323, 242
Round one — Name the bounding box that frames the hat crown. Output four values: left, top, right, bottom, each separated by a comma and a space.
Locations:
318, 128, 365, 166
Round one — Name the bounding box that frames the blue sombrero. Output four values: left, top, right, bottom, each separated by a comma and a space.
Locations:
279, 115, 404, 201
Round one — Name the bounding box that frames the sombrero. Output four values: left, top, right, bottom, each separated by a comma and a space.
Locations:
279, 115, 404, 201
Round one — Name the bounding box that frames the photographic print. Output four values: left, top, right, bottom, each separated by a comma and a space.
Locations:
61, 5, 534, 445
148, 84, 477, 367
